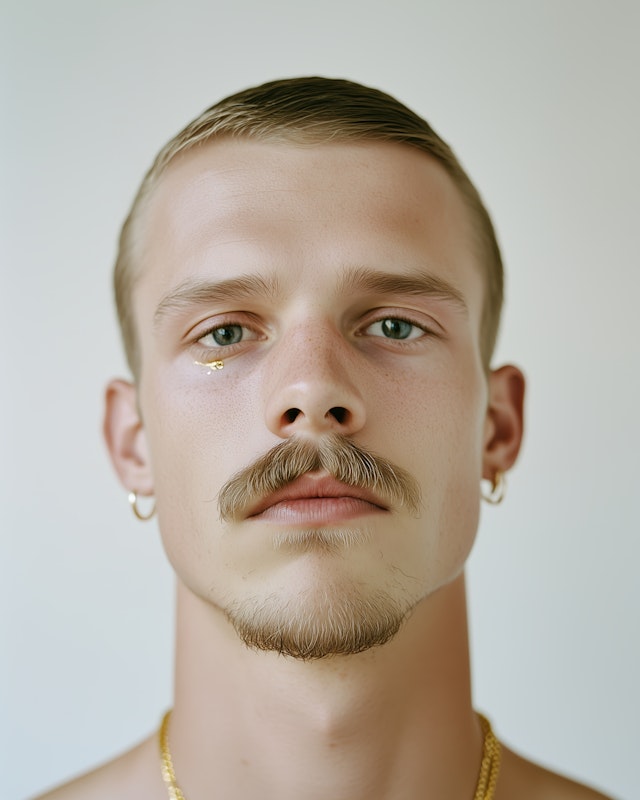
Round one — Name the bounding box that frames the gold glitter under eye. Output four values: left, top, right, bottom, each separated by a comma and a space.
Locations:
194, 359, 224, 374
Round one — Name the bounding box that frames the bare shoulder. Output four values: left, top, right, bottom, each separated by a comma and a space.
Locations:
499, 745, 616, 800
31, 734, 164, 800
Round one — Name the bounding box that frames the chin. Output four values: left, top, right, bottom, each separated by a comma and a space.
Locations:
199, 516, 463, 659
222, 560, 421, 660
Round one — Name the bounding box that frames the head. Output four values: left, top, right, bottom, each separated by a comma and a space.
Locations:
114, 77, 504, 379
105, 77, 524, 660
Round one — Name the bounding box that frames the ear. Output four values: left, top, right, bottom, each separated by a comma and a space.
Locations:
482, 365, 525, 480
103, 379, 154, 495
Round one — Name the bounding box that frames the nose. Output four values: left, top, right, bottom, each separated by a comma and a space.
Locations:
263, 324, 367, 439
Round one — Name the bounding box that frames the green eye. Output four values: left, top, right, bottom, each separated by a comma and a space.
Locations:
380, 319, 413, 339
366, 317, 423, 341
210, 325, 244, 345
197, 322, 261, 352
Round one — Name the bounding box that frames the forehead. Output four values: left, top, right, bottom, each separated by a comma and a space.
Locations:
135, 139, 482, 322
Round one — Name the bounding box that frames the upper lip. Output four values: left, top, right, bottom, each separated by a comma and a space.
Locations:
246, 473, 389, 518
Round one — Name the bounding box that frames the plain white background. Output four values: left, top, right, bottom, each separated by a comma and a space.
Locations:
2, 1, 638, 798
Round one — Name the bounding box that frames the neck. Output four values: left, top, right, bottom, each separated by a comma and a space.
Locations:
169, 573, 482, 800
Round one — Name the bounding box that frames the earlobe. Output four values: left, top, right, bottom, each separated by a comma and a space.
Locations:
103, 379, 154, 495
482, 365, 525, 480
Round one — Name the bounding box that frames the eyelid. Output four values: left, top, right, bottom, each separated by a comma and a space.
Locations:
191, 326, 262, 366
198, 323, 260, 344
187, 312, 265, 342
364, 318, 425, 340
185, 315, 268, 368
356, 308, 441, 337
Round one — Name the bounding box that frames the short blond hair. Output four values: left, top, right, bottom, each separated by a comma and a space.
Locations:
114, 77, 503, 376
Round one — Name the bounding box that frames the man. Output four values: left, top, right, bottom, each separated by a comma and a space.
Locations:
37, 77, 614, 799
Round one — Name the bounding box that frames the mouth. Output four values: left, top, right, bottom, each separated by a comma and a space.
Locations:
246, 473, 389, 525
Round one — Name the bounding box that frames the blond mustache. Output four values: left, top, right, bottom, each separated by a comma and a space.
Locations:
218, 434, 422, 522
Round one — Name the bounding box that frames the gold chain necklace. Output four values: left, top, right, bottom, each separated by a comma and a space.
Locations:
159, 709, 501, 800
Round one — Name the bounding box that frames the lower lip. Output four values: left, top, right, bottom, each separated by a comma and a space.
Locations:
250, 497, 386, 525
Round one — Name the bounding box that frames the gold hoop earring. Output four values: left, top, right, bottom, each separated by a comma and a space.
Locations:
128, 492, 156, 521
482, 471, 506, 505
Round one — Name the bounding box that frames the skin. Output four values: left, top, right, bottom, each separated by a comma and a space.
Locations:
36, 140, 613, 799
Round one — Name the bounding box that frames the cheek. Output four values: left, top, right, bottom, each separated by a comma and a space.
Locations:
374, 364, 486, 580
136, 364, 272, 597
139, 363, 264, 532
369, 358, 487, 475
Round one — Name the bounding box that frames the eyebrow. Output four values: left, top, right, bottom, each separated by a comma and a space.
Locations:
154, 273, 281, 328
153, 264, 468, 329
337, 266, 468, 315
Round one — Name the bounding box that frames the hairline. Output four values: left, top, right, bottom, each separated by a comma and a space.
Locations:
115, 88, 503, 378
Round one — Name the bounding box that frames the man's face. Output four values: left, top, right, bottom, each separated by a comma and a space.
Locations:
124, 139, 496, 657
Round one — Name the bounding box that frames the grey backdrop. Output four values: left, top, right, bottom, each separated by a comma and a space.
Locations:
2, 2, 638, 798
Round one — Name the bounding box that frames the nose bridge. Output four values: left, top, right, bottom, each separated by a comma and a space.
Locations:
264, 317, 366, 438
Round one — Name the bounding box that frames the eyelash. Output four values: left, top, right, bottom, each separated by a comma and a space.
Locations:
191, 317, 264, 359
358, 313, 436, 345
190, 311, 437, 359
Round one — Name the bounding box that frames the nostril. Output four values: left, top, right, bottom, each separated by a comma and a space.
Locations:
328, 407, 348, 424
284, 408, 302, 424
280, 406, 352, 430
